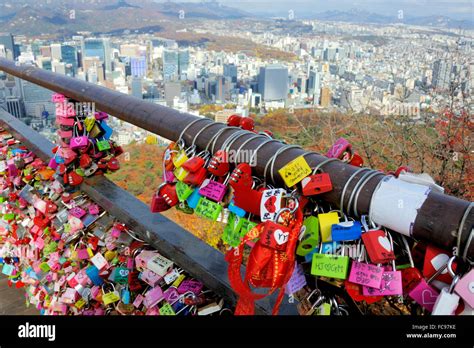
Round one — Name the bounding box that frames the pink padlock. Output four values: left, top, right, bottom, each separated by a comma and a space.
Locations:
177, 279, 203, 295
362, 264, 403, 296
76, 248, 91, 260
69, 207, 87, 219
52, 93, 66, 103
326, 137, 352, 159
163, 286, 180, 304
198, 178, 227, 202
143, 286, 164, 308
88, 204, 100, 215
140, 269, 162, 287
409, 279, 440, 312
164, 170, 175, 183
454, 269, 474, 308
348, 261, 384, 289
135, 250, 158, 270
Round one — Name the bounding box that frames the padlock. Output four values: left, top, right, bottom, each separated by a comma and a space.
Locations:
143, 286, 164, 308
186, 188, 203, 209
233, 187, 262, 217
423, 244, 457, 285
360, 216, 394, 264
222, 212, 245, 247
432, 275, 461, 315
311, 242, 349, 280
348, 152, 364, 167
400, 235, 423, 293
208, 150, 230, 177
198, 176, 228, 202
260, 208, 292, 251
174, 181, 193, 202
318, 211, 339, 243
301, 172, 332, 196
362, 248, 403, 296
96, 139, 111, 152
228, 199, 246, 217
140, 269, 162, 287
260, 188, 285, 222
229, 163, 253, 190
348, 246, 383, 289
326, 137, 352, 159
195, 197, 222, 221
84, 162, 99, 177
182, 151, 209, 173
183, 167, 207, 186
331, 218, 362, 242
297, 289, 323, 315
155, 183, 178, 207
454, 268, 474, 308
296, 215, 319, 256
173, 166, 189, 182
67, 170, 84, 186
147, 253, 173, 277
409, 278, 440, 312
107, 157, 120, 171
240, 117, 255, 131
102, 283, 120, 306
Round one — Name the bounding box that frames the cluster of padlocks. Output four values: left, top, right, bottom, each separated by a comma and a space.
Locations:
151, 116, 473, 316
0, 96, 230, 316
49, 93, 122, 184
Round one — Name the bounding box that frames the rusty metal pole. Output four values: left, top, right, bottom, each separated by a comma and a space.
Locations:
0, 58, 472, 257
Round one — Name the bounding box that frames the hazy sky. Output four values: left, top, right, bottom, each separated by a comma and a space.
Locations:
160, 0, 474, 20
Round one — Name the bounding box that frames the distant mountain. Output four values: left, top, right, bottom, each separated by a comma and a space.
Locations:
312, 9, 473, 30
0, 0, 250, 36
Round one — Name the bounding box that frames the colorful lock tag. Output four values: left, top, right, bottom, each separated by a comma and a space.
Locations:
361, 229, 395, 264
175, 181, 194, 202
311, 248, 349, 279
318, 212, 339, 242
348, 261, 383, 289
301, 173, 333, 196
331, 220, 362, 242
198, 178, 227, 202
195, 197, 222, 221
260, 188, 284, 222
409, 279, 440, 312
278, 155, 312, 187
296, 216, 319, 256
174, 167, 189, 182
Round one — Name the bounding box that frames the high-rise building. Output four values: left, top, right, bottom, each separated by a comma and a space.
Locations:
103, 38, 112, 72
131, 77, 143, 99
51, 44, 62, 61
61, 44, 78, 76
163, 49, 179, 81
258, 65, 288, 101
37, 57, 52, 71
0, 33, 15, 59
163, 49, 189, 81
432, 59, 453, 90
224, 63, 238, 84
18, 78, 55, 118
39, 46, 52, 58
84, 38, 105, 62
307, 70, 321, 96
164, 82, 181, 106
320, 87, 331, 107
131, 56, 147, 78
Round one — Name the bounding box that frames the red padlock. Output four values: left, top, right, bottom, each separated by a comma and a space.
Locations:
240, 117, 255, 131
260, 219, 291, 251
150, 193, 171, 213
159, 183, 179, 207
67, 171, 84, 186
183, 167, 207, 186
227, 114, 242, 127
422, 244, 457, 284
58, 164, 67, 175
229, 163, 253, 190
107, 157, 120, 171
301, 173, 332, 196
348, 152, 364, 167
233, 187, 262, 217
361, 229, 395, 264
208, 150, 230, 177
182, 154, 206, 173
79, 153, 92, 168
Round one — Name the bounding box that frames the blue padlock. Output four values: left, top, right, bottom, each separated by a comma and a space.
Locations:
304, 241, 341, 262
331, 220, 362, 241
86, 265, 104, 286
121, 288, 131, 305
100, 121, 113, 140
228, 199, 246, 217
186, 188, 202, 209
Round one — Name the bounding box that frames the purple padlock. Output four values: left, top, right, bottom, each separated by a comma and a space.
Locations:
198, 178, 227, 202
177, 279, 203, 295
143, 286, 164, 308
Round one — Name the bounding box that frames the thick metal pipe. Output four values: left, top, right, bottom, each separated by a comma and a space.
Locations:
0, 58, 472, 257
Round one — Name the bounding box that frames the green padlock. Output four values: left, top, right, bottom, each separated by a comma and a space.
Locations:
176, 181, 194, 202
3, 213, 15, 221
96, 139, 111, 151
311, 244, 349, 279
84, 117, 96, 132
222, 212, 244, 247
297, 216, 320, 256
239, 218, 257, 237
176, 201, 194, 214
75, 168, 85, 177
113, 267, 129, 284
195, 197, 222, 221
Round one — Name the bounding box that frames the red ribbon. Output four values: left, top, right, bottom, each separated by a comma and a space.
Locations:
226, 208, 303, 315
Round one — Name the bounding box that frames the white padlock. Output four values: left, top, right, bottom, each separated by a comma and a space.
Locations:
146, 254, 173, 277
432, 275, 460, 315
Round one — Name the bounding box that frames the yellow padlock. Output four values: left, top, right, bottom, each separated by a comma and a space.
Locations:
174, 167, 189, 182
318, 212, 339, 242
172, 274, 185, 288
104, 250, 117, 262
172, 150, 189, 168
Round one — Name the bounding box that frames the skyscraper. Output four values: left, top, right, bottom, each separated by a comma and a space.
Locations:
131, 77, 143, 99
18, 78, 55, 118
0, 33, 15, 60
432, 59, 453, 90
131, 56, 147, 78
258, 65, 289, 101
61, 44, 78, 76
51, 44, 62, 61
178, 49, 189, 76
224, 63, 238, 84
320, 87, 331, 107
84, 39, 105, 63
163, 49, 179, 81
308, 70, 321, 102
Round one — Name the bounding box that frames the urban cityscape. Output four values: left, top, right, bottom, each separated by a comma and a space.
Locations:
0, 0, 472, 146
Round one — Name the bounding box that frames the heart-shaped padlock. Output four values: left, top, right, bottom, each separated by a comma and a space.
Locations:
229, 163, 253, 190
67, 171, 84, 186
208, 150, 230, 177
79, 153, 92, 168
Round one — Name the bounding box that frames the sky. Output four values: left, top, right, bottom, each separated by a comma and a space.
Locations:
159, 0, 474, 20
